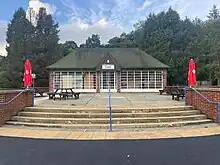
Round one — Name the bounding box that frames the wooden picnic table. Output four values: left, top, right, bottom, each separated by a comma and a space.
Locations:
159, 86, 179, 95
47, 88, 80, 100
159, 86, 185, 101
170, 87, 185, 101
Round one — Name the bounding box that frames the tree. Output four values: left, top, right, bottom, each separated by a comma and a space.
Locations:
85, 34, 101, 48
107, 32, 137, 48
34, 7, 61, 86
61, 41, 78, 56
79, 43, 86, 48
208, 5, 220, 20
201, 19, 220, 84
4, 8, 35, 88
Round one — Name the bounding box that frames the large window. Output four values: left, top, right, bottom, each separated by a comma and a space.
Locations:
120, 70, 163, 90
149, 71, 155, 89
128, 71, 134, 89
54, 72, 61, 89
156, 71, 163, 88
121, 71, 127, 89
142, 71, 149, 89
83, 72, 96, 89
53, 71, 96, 90
135, 71, 141, 89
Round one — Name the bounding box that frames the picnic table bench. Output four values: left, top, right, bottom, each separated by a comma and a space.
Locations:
170, 87, 185, 101
47, 88, 80, 100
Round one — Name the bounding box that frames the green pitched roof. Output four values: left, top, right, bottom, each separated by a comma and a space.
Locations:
47, 48, 169, 70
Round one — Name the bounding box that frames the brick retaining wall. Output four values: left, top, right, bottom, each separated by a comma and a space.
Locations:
0, 90, 33, 125
186, 88, 220, 122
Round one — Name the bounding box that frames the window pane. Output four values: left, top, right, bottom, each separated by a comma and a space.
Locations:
142, 71, 148, 89
69, 72, 75, 89
101, 72, 107, 89
109, 72, 115, 89
54, 72, 61, 89
76, 72, 83, 89
128, 71, 134, 89
156, 71, 162, 88
135, 71, 141, 89
62, 72, 73, 88
90, 72, 96, 89
62, 72, 67, 76
149, 71, 155, 89
83, 72, 90, 89
121, 71, 127, 89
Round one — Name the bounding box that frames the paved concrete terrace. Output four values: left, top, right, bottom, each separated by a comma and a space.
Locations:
35, 93, 185, 107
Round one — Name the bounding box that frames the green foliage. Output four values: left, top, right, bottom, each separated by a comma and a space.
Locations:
0, 7, 63, 88
3, 8, 35, 88
85, 34, 101, 48
208, 4, 220, 20
1, 5, 220, 88
107, 32, 137, 48
106, 5, 220, 85
33, 7, 62, 86
61, 41, 78, 56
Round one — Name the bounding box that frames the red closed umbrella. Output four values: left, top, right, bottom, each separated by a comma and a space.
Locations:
23, 59, 33, 87
188, 59, 197, 87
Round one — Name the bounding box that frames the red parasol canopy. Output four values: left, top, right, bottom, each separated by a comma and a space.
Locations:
23, 59, 33, 87
188, 59, 197, 87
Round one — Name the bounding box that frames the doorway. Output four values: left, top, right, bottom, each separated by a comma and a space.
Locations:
100, 72, 117, 92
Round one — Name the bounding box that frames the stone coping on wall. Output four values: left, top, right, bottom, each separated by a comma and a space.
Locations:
186, 88, 220, 92
0, 89, 33, 94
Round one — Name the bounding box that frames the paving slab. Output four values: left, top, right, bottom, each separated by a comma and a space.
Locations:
78, 132, 94, 140
65, 132, 84, 140
1, 126, 220, 140
92, 132, 106, 139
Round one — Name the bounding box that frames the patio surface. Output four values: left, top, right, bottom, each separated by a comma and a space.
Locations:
34, 93, 185, 107
0, 125, 219, 140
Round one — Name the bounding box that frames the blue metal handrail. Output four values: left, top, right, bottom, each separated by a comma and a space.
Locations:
188, 87, 220, 124
0, 88, 33, 105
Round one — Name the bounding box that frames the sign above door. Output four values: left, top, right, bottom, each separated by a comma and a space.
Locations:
102, 64, 115, 70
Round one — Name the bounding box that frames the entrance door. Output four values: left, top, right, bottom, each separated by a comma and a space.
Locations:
100, 72, 116, 92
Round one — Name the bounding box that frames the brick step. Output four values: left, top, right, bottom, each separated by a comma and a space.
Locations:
11, 115, 207, 124
24, 106, 194, 113
18, 110, 201, 118
6, 119, 213, 129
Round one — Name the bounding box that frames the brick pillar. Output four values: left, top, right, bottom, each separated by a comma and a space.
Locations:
116, 71, 121, 93
163, 70, 167, 88
49, 72, 54, 92
96, 72, 100, 93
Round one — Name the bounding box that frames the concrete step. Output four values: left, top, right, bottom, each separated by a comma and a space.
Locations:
6, 119, 213, 129
18, 110, 201, 118
11, 115, 208, 124
24, 106, 194, 113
